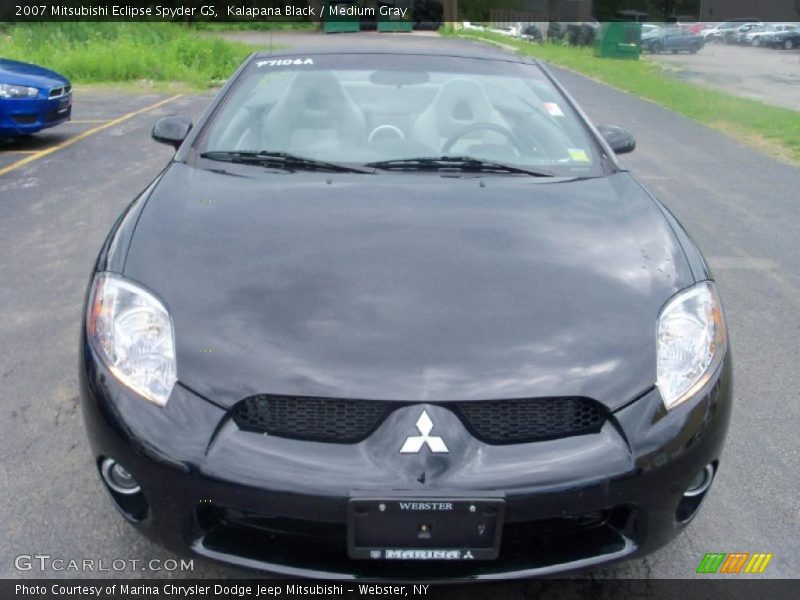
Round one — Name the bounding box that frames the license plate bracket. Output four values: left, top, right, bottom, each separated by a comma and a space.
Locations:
347, 491, 505, 561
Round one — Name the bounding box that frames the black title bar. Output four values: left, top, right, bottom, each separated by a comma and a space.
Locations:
2, 1, 799, 23
4, 579, 800, 600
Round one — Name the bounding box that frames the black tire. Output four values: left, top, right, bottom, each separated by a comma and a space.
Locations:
577, 23, 594, 46
690, 43, 700, 54
521, 25, 542, 42
784, 39, 795, 50
547, 22, 563, 42
651, 42, 663, 54
565, 23, 580, 46
412, 0, 442, 29
752, 38, 761, 47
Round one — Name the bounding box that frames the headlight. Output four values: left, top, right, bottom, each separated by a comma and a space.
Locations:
86, 273, 177, 407
656, 281, 727, 410
0, 83, 39, 99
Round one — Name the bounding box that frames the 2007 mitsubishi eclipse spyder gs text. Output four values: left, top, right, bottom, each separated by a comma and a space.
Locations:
80, 49, 731, 579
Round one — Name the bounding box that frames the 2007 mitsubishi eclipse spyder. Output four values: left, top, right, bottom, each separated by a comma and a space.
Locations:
80, 49, 731, 579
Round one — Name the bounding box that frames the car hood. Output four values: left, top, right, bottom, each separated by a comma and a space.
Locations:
123, 164, 695, 410
0, 58, 69, 89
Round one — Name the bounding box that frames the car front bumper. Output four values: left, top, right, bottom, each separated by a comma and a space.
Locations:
80, 335, 732, 580
0, 92, 71, 136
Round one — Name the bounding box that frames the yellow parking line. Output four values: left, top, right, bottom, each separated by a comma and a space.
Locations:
0, 150, 39, 155
66, 119, 111, 124
0, 94, 182, 178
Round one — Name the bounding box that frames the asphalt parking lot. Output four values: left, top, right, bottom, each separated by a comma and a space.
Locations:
648, 42, 800, 111
1, 33, 798, 586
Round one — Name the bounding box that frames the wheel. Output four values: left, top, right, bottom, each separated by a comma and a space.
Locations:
752, 38, 761, 47
785, 39, 795, 50
441, 122, 524, 155
690, 43, 700, 54
651, 42, 662, 54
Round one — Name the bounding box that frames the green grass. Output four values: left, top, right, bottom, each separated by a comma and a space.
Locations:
0, 23, 255, 88
449, 29, 800, 165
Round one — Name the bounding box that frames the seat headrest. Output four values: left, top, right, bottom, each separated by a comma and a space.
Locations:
277, 71, 354, 125
262, 71, 366, 155
430, 78, 497, 138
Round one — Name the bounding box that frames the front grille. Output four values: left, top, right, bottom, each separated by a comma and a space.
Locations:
11, 114, 37, 125
454, 397, 605, 444
232, 395, 394, 444
231, 395, 606, 445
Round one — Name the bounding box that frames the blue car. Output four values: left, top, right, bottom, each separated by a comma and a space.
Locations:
642, 27, 705, 54
0, 58, 71, 137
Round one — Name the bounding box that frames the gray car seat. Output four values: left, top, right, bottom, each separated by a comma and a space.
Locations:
412, 78, 512, 154
262, 71, 366, 157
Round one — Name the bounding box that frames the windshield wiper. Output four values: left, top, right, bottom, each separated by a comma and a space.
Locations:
366, 156, 555, 177
199, 150, 373, 174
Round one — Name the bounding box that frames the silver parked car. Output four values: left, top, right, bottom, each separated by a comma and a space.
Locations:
749, 23, 798, 46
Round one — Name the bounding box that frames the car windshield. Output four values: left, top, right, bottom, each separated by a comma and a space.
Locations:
197, 54, 602, 177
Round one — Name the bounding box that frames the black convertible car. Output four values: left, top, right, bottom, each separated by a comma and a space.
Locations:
80, 48, 731, 579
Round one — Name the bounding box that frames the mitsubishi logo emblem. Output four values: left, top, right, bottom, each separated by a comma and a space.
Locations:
400, 410, 449, 454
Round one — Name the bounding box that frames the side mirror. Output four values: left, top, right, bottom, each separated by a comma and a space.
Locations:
597, 125, 636, 154
152, 115, 192, 149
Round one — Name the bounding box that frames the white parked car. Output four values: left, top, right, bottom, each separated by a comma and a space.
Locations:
699, 19, 760, 42
642, 24, 661, 36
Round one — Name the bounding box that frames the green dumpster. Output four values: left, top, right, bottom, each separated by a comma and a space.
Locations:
323, 0, 361, 34
594, 22, 642, 59
377, 1, 413, 33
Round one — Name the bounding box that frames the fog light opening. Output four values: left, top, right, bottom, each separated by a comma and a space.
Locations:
97, 457, 149, 522
684, 464, 714, 498
101, 457, 141, 495
676, 463, 716, 523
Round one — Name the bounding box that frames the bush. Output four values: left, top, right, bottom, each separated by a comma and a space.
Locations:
0, 23, 254, 87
